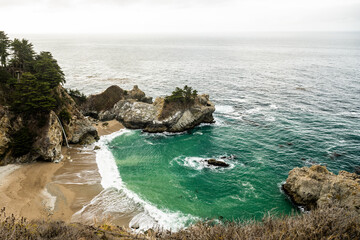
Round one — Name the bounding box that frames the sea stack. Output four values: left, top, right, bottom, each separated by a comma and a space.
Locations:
81, 85, 215, 133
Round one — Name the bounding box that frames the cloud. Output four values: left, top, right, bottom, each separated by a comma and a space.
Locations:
1, 0, 360, 33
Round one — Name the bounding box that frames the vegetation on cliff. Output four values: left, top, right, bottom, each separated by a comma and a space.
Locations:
0, 31, 98, 163
0, 31, 65, 114
164, 85, 198, 104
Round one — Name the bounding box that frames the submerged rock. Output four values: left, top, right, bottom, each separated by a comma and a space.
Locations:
206, 159, 229, 167
282, 165, 360, 212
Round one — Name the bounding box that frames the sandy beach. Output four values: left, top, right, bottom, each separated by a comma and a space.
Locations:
0, 120, 125, 224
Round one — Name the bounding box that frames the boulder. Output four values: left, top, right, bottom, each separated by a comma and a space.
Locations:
282, 165, 360, 211
206, 159, 229, 167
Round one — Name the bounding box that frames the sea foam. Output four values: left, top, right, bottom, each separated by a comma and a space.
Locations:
89, 129, 197, 232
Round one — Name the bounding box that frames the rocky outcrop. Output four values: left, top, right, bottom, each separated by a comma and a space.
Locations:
86, 85, 215, 133
0, 109, 63, 164
82, 85, 152, 118
283, 165, 360, 212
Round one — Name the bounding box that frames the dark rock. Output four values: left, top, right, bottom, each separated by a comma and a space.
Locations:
330, 152, 343, 159
94, 146, 101, 150
206, 159, 229, 167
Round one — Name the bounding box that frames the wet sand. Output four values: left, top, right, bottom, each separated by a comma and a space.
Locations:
0, 120, 127, 225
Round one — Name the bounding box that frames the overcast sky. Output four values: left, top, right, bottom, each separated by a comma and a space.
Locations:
1, 0, 360, 34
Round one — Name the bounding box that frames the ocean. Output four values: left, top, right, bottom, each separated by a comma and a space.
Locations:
25, 32, 360, 231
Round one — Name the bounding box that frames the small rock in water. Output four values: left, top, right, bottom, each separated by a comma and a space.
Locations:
131, 223, 140, 229
206, 159, 229, 167
279, 145, 284, 148
301, 158, 306, 161
330, 151, 343, 159
287, 142, 293, 146
94, 146, 101, 150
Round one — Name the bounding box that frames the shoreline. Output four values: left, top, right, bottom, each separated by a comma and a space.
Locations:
0, 120, 126, 225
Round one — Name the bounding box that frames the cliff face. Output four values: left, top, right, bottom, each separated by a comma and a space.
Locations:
0, 86, 98, 165
283, 165, 360, 212
55, 86, 98, 144
82, 85, 215, 133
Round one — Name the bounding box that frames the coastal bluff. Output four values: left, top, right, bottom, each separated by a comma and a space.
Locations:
0, 86, 98, 165
81, 85, 215, 133
283, 165, 360, 212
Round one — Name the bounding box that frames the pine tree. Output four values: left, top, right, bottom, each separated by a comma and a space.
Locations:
0, 31, 11, 68
11, 72, 56, 113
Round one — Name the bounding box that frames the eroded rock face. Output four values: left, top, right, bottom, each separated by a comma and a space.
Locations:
0, 107, 11, 157
56, 86, 99, 144
32, 111, 63, 161
283, 165, 360, 212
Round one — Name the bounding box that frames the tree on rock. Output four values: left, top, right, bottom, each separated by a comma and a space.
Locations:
11, 72, 56, 113
34, 51, 65, 88
10, 38, 35, 73
165, 85, 198, 104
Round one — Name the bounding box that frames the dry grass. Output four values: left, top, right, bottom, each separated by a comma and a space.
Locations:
1, 204, 359, 240
0, 207, 146, 240
156, 204, 360, 240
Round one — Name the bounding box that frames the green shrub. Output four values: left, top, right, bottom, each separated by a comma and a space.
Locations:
0, 68, 11, 83
59, 109, 71, 124
66, 88, 87, 105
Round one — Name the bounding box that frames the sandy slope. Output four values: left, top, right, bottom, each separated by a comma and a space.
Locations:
0, 120, 125, 224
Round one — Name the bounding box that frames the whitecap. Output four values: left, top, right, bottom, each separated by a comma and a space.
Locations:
216, 105, 235, 114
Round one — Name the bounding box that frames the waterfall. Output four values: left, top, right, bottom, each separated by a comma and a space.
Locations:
54, 113, 70, 148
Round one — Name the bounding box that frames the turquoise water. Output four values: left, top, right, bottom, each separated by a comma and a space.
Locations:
26, 32, 360, 227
